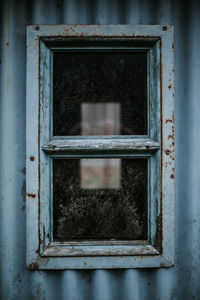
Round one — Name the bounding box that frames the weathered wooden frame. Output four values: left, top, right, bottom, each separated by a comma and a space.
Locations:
26, 25, 174, 270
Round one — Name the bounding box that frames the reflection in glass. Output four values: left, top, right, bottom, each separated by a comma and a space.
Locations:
81, 158, 121, 189
53, 159, 148, 240
53, 52, 147, 135
81, 103, 120, 135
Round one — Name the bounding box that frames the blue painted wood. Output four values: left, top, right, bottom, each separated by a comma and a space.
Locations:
42, 137, 160, 154
39, 41, 52, 253
26, 24, 174, 270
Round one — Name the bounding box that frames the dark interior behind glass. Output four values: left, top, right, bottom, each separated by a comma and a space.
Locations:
53, 52, 147, 136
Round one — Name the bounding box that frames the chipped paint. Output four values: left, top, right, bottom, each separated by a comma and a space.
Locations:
26, 193, 36, 198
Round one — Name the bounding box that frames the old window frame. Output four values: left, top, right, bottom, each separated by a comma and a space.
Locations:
26, 25, 174, 270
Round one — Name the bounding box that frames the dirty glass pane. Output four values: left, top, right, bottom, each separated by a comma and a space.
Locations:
53, 52, 147, 136
53, 158, 148, 240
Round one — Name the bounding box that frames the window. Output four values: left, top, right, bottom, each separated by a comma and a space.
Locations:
26, 25, 174, 269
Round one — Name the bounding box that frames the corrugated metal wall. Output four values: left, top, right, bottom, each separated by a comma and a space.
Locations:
0, 0, 200, 299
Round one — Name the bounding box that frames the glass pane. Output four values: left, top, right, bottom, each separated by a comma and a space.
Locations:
53, 158, 148, 240
53, 52, 147, 136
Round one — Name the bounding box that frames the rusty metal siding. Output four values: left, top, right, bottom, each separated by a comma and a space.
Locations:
0, 0, 200, 299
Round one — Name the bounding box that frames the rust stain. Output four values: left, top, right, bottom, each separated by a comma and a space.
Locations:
165, 119, 172, 124
162, 26, 168, 31
172, 112, 174, 123
64, 26, 78, 36
160, 262, 166, 268
168, 134, 175, 148
171, 174, 174, 179
79, 32, 86, 37
26, 193, 36, 198
168, 84, 172, 89
164, 110, 175, 163
28, 262, 39, 270
165, 149, 171, 155
30, 156, 35, 161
